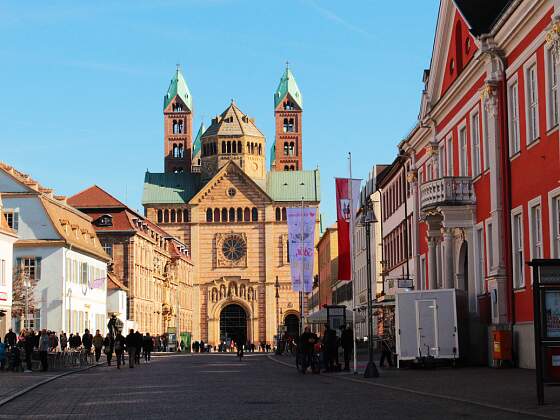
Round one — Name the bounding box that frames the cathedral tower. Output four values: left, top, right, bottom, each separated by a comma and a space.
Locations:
200, 101, 266, 184
273, 64, 303, 171
163, 66, 193, 173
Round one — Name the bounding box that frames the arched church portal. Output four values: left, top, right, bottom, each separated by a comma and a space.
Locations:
284, 313, 299, 338
220, 304, 247, 344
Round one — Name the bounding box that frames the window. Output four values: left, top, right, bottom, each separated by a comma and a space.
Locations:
420, 255, 426, 290
206, 209, 213, 223
475, 227, 485, 294
526, 63, 539, 143
459, 125, 468, 176
4, 210, 19, 231
20, 257, 41, 281
508, 81, 520, 155
81, 262, 88, 287
512, 212, 524, 288
481, 106, 489, 170
275, 208, 281, 221
546, 48, 559, 129
0, 259, 5, 286
552, 194, 560, 258
486, 222, 494, 272
102, 242, 113, 257
157, 209, 163, 223
530, 203, 543, 259
471, 111, 481, 176
251, 208, 258, 222
446, 136, 453, 176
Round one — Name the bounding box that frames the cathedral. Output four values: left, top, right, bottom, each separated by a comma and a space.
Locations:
142, 65, 321, 346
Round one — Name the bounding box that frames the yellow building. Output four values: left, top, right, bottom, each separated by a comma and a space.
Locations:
143, 67, 320, 346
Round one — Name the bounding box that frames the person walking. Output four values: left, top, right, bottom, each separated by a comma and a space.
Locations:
24, 330, 35, 373
38, 329, 50, 372
60, 332, 67, 352
322, 324, 338, 372
114, 332, 125, 369
125, 329, 136, 368
143, 333, 153, 363
74, 333, 82, 348
4, 328, 16, 350
379, 334, 394, 368
134, 330, 142, 365
0, 337, 6, 370
340, 325, 354, 372
298, 326, 317, 374
92, 330, 104, 363
103, 334, 114, 366
236, 336, 245, 361
82, 329, 93, 355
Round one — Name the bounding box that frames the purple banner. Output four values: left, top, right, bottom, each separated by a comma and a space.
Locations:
287, 207, 317, 293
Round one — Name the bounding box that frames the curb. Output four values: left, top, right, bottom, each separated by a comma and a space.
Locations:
266, 355, 557, 420
0, 362, 104, 408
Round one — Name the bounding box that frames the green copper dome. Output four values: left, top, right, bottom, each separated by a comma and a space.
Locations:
274, 65, 303, 109
163, 66, 193, 111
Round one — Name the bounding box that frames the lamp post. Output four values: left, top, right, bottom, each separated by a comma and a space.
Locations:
275, 276, 281, 354
361, 197, 379, 378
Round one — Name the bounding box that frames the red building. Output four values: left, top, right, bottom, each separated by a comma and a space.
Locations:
385, 0, 560, 368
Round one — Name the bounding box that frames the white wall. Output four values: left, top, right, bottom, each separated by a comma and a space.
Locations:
0, 231, 16, 337
2, 196, 59, 240
107, 289, 127, 318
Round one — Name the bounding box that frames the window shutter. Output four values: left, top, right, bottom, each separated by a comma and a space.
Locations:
13, 212, 19, 231
16, 257, 22, 274
35, 257, 42, 280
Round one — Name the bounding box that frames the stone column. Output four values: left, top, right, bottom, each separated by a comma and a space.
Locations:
427, 236, 438, 290
443, 228, 454, 289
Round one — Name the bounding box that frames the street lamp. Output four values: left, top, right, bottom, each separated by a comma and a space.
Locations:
359, 197, 379, 378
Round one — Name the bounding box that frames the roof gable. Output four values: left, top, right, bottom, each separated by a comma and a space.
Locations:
203, 102, 264, 138
189, 160, 271, 205
68, 185, 126, 209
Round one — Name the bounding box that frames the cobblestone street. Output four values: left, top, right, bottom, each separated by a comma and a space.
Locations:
0, 354, 553, 420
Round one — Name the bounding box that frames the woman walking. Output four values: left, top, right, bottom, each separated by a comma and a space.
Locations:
114, 332, 125, 369
103, 334, 114, 366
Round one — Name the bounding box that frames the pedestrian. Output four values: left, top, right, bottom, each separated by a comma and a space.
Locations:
298, 326, 317, 374
379, 335, 394, 368
93, 330, 104, 363
4, 328, 16, 350
143, 333, 153, 363
74, 332, 82, 348
125, 329, 137, 368
199, 340, 205, 353
38, 329, 49, 372
0, 337, 6, 370
193, 341, 199, 353
114, 332, 125, 369
134, 330, 142, 364
60, 332, 68, 352
24, 330, 35, 373
340, 325, 354, 372
103, 334, 114, 366
322, 324, 337, 372
82, 329, 93, 355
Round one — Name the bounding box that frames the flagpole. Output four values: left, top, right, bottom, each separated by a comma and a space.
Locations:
348, 152, 357, 375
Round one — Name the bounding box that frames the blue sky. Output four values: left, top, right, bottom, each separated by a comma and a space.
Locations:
0, 0, 438, 227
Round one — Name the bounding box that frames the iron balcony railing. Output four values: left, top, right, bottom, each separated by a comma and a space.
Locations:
420, 176, 475, 211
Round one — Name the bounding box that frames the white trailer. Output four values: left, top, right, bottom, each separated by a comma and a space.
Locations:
395, 289, 467, 367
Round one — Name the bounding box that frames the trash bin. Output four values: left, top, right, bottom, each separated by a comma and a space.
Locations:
492, 328, 512, 364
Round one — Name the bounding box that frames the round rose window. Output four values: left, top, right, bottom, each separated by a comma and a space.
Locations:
222, 234, 246, 261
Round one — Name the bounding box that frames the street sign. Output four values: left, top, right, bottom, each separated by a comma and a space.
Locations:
530, 259, 560, 405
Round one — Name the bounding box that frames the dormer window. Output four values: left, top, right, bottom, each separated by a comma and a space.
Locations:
95, 214, 113, 227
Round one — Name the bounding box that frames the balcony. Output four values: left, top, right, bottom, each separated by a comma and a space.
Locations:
420, 176, 475, 211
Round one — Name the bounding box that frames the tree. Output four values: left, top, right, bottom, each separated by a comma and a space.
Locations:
11, 266, 36, 329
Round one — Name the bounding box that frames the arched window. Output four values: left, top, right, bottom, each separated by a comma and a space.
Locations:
222, 208, 228, 222
170, 209, 176, 223
284, 142, 289, 156
290, 165, 295, 171
178, 144, 184, 158
222, 142, 226, 154
246, 142, 250, 153
164, 209, 169, 223
174, 167, 184, 173
284, 165, 289, 171
238, 141, 242, 153
206, 209, 213, 222
184, 209, 189, 222
282, 207, 287, 221
244, 207, 250, 222
177, 120, 184, 134
288, 118, 295, 132
214, 208, 220, 222
252, 207, 258, 222
229, 208, 235, 222
275, 208, 281, 221
237, 208, 243, 221
289, 142, 295, 156
232, 141, 237, 153
172, 120, 178, 134
258, 144, 262, 155
227, 141, 231, 154
283, 118, 289, 133
177, 209, 182, 223
157, 209, 163, 223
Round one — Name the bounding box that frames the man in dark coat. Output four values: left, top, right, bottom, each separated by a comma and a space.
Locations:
322, 324, 338, 372
340, 325, 354, 372
125, 329, 137, 368
134, 331, 142, 364
142, 333, 153, 363
298, 326, 317, 374
82, 329, 92, 354
24, 330, 36, 372
4, 328, 16, 350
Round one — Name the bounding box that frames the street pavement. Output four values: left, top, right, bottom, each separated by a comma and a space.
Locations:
0, 352, 554, 420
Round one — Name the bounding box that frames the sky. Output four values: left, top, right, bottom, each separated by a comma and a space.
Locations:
0, 0, 439, 227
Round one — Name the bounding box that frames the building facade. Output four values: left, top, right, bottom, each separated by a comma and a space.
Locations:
0, 163, 110, 334
0, 193, 17, 338
142, 66, 320, 346
376, 0, 560, 368
68, 185, 194, 337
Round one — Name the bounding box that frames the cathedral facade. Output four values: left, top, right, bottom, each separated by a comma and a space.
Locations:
142, 66, 320, 346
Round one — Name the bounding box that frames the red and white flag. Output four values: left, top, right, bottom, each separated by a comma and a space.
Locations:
335, 178, 361, 281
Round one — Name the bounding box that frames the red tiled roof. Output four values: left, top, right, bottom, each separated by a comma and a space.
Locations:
68, 185, 126, 209
107, 272, 128, 291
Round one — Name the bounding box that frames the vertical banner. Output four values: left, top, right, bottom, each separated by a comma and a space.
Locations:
335, 178, 362, 281
287, 207, 317, 293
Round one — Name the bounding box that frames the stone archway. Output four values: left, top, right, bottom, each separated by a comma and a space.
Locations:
284, 313, 299, 338
219, 304, 247, 344
456, 240, 469, 293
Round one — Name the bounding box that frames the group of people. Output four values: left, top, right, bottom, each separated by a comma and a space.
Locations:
193, 340, 271, 353
298, 324, 354, 374
0, 327, 157, 372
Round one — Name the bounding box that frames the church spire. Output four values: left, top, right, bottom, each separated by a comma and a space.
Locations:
274, 63, 303, 110
163, 64, 193, 111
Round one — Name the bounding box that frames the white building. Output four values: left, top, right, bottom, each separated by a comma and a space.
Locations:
0, 193, 17, 338
0, 163, 110, 334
